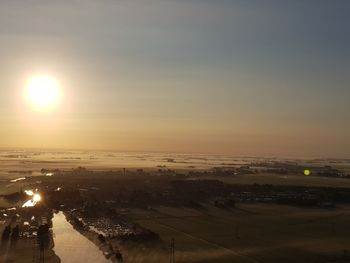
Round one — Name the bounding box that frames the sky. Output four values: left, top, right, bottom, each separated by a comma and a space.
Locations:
0, 0, 349, 157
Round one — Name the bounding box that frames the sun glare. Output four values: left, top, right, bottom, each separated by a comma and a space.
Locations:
33, 193, 42, 202
25, 75, 61, 111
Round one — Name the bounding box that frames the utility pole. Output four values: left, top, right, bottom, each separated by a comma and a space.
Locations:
169, 237, 175, 263
39, 244, 44, 263
32, 237, 37, 263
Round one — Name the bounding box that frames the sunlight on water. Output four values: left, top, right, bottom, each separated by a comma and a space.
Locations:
10, 177, 26, 182
52, 212, 111, 263
22, 191, 41, 207
24, 190, 34, 196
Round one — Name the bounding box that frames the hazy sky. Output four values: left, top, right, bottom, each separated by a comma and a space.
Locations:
0, 0, 349, 157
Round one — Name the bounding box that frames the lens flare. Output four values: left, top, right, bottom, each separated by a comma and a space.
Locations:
304, 169, 311, 176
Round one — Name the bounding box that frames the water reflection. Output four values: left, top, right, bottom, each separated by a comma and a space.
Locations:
22, 191, 41, 207
24, 190, 34, 196
10, 177, 26, 183
52, 212, 110, 263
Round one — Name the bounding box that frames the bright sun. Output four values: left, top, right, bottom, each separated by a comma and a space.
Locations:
25, 75, 61, 111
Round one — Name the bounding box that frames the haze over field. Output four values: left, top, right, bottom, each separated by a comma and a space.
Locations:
0, 0, 349, 157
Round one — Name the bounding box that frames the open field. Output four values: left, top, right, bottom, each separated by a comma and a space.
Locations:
1, 153, 350, 263
1, 150, 348, 177
128, 204, 350, 263
198, 173, 350, 188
